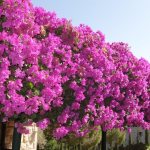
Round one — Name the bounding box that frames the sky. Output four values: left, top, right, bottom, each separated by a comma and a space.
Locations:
32, 0, 150, 62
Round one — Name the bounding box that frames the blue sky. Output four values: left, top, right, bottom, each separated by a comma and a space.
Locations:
32, 0, 150, 62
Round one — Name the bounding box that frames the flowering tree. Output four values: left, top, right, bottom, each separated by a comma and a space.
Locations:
0, 0, 149, 142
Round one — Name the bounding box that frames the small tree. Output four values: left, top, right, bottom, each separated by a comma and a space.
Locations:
0, 1, 149, 149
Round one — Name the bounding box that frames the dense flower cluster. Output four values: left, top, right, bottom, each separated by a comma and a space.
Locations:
0, 0, 150, 140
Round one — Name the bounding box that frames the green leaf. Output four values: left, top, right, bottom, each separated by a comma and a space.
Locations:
13, 114, 18, 119
0, 25, 3, 32
0, 0, 3, 6
19, 88, 27, 96
26, 82, 34, 89
55, 26, 63, 36
0, 15, 6, 23
104, 96, 112, 106
33, 89, 40, 96
37, 83, 44, 91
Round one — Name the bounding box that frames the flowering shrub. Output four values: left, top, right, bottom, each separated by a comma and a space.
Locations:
0, 0, 150, 140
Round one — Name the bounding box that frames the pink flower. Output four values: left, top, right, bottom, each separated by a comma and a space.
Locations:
53, 126, 69, 140
71, 102, 80, 110
37, 118, 50, 130
0, 0, 149, 139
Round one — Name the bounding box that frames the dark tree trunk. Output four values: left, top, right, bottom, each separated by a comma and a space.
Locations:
145, 130, 149, 145
12, 127, 22, 150
0, 123, 6, 150
101, 130, 107, 150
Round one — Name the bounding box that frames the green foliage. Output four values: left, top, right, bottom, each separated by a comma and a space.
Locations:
19, 81, 34, 96
146, 145, 150, 150
26, 81, 34, 89
0, 14, 6, 32
43, 126, 102, 150
44, 138, 60, 150
81, 128, 101, 150
42, 128, 149, 150
55, 26, 63, 36
38, 59, 48, 70
107, 128, 126, 147
118, 143, 150, 150
0, 0, 3, 5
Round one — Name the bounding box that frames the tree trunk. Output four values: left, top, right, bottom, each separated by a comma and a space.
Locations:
12, 127, 22, 150
0, 123, 6, 150
101, 130, 107, 150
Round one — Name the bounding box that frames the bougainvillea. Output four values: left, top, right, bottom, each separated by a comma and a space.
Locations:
0, 0, 150, 140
